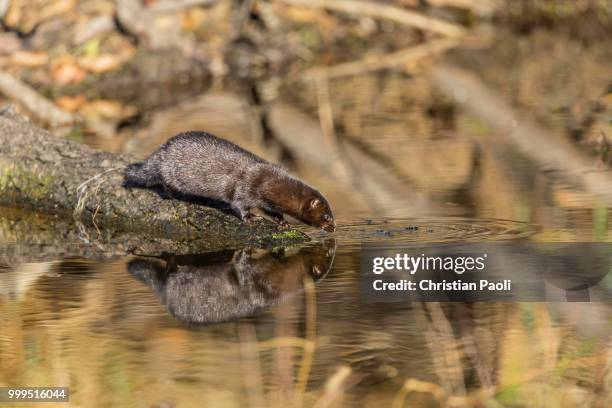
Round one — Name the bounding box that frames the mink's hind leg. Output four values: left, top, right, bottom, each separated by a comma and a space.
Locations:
160, 182, 176, 200
232, 205, 269, 224
231, 202, 253, 222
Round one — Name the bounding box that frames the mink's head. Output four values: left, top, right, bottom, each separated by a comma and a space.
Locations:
300, 191, 336, 232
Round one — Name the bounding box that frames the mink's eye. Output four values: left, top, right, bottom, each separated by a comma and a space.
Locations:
324, 214, 331, 221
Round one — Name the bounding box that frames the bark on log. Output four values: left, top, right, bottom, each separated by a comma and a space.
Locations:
0, 108, 308, 250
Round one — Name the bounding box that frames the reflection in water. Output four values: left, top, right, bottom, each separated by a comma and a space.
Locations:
0, 238, 610, 407
127, 240, 337, 325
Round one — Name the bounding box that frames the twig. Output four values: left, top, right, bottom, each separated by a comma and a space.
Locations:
426, 0, 496, 16
0, 0, 10, 21
0, 71, 76, 127
294, 276, 317, 408
418, 303, 467, 398
257, 336, 319, 350
274, 294, 299, 406
74, 168, 120, 219
428, 303, 467, 395
239, 323, 267, 408
426, 0, 475, 9
302, 37, 459, 80
392, 378, 447, 408
278, 0, 465, 37
315, 74, 351, 180
114, 0, 197, 52
148, 0, 218, 15
313, 365, 353, 408
74, 15, 115, 44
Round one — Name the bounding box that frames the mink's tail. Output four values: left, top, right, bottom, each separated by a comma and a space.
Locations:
123, 160, 161, 188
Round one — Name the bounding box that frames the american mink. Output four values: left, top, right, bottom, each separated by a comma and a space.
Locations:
124, 131, 336, 232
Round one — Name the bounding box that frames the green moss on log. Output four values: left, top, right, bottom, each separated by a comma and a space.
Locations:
0, 161, 55, 202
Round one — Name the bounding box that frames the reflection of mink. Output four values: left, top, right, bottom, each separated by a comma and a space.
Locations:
124, 131, 335, 231
128, 240, 336, 325
129, 255, 271, 324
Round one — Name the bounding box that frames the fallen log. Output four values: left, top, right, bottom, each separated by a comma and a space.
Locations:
0, 108, 307, 250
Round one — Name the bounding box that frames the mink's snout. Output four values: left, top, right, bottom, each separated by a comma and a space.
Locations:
322, 222, 336, 233
321, 211, 336, 232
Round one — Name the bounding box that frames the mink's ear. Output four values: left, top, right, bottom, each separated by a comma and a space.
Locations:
309, 198, 320, 209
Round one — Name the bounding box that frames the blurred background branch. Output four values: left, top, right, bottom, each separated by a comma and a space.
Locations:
0, 0, 9, 21
0, 71, 76, 126
278, 0, 466, 37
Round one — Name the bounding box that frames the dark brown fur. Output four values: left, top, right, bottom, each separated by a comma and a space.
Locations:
124, 131, 335, 231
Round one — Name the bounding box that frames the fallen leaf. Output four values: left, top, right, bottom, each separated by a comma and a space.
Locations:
3, 1, 24, 30
79, 54, 121, 73
55, 95, 87, 112
0, 33, 21, 55
74, 15, 115, 45
79, 99, 124, 119
182, 8, 208, 32
40, 0, 77, 21
82, 38, 101, 57
51, 57, 87, 84
10, 51, 48, 67
279, 6, 322, 23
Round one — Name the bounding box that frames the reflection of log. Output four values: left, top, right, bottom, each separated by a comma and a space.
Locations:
433, 66, 612, 205
0, 109, 307, 250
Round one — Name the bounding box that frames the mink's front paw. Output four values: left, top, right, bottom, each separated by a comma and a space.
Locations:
276, 219, 290, 227
263, 210, 289, 227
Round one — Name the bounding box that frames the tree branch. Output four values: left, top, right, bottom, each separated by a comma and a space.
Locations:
0, 71, 77, 127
